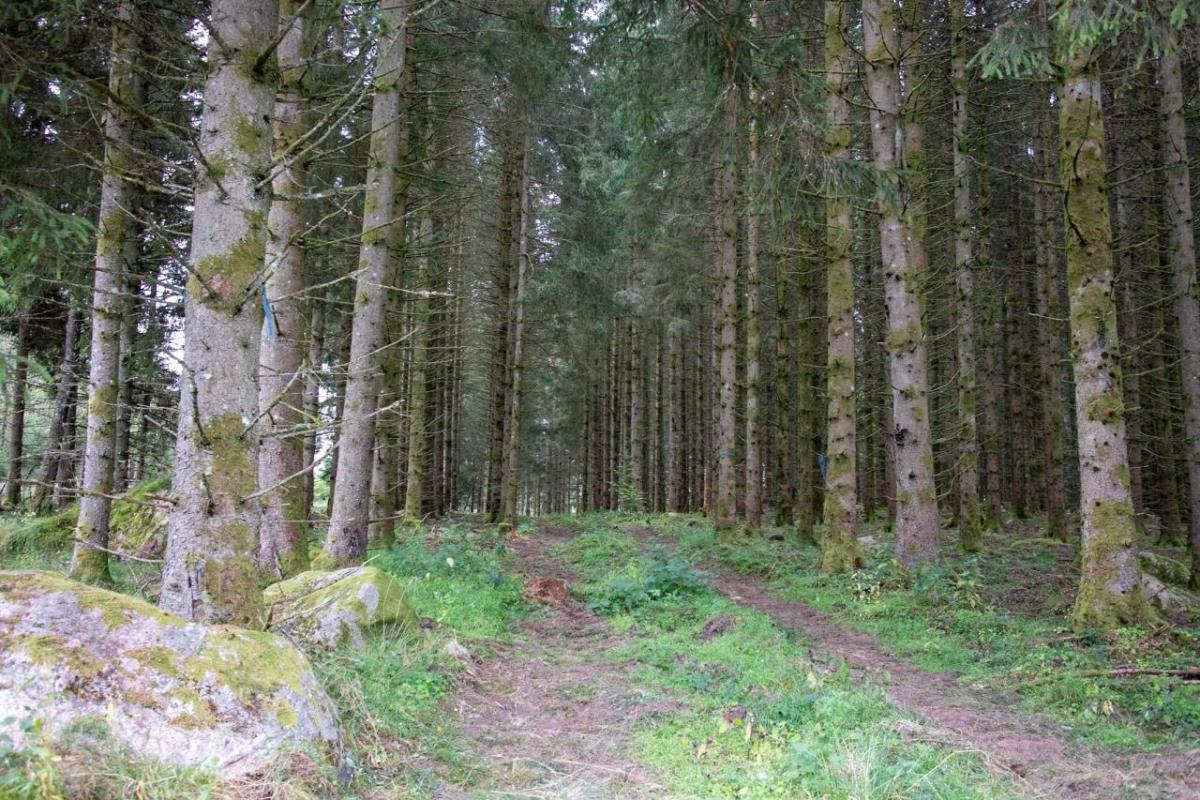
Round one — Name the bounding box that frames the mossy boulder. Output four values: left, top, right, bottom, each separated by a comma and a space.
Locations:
0, 570, 340, 776
264, 566, 416, 650
1138, 551, 1191, 587
1140, 573, 1194, 615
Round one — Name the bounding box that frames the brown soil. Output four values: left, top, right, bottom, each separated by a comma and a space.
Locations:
631, 524, 1200, 800
431, 525, 680, 799
522, 576, 570, 607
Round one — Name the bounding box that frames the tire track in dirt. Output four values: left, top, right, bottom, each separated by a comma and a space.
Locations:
432, 525, 681, 799
630, 527, 1200, 800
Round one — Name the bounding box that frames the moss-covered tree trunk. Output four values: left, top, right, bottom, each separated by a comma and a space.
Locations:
256, 0, 314, 578
950, 0, 982, 553
1056, 14, 1153, 630
71, 0, 141, 583
369, 39, 415, 546
1159, 31, 1200, 587
324, 0, 408, 565
866, 0, 940, 569
158, 0, 279, 627
820, 0, 863, 572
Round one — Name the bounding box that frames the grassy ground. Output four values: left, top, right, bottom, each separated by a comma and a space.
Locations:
611, 511, 1200, 752
553, 517, 1020, 799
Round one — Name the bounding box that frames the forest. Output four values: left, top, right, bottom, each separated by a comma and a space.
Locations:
1, 0, 1200, 797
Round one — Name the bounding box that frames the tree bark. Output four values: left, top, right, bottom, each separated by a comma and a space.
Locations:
324, 0, 409, 565
866, 0, 940, 568
34, 303, 80, 513
72, 0, 141, 583
1056, 15, 1153, 629
111, 274, 139, 493
713, 65, 739, 534
950, 0, 982, 553
257, 0, 314, 578
499, 163, 530, 529
403, 214, 434, 525
3, 315, 30, 509
744, 98, 762, 531
820, 0, 863, 570
1159, 29, 1200, 588
1031, 12, 1067, 538
158, 0, 278, 626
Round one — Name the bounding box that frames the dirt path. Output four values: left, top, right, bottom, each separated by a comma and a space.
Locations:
432, 526, 677, 799
644, 532, 1200, 800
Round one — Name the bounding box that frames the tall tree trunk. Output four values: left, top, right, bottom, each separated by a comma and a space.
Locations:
1032, 19, 1067, 537
325, 315, 351, 518
324, 0, 409, 565
257, 0, 314, 578
1159, 30, 1200, 587
111, 274, 139, 493
866, 0, 940, 568
772, 258, 795, 526
403, 214, 434, 526
499, 165, 530, 529
820, 0, 863, 571
1056, 19, 1153, 629
744, 99, 762, 531
713, 66, 739, 534
950, 0, 982, 553
3, 315, 31, 509
54, 387, 79, 508
485, 134, 520, 522
34, 304, 81, 513
72, 0, 141, 583
158, 0, 278, 626
978, 177, 1004, 527
628, 291, 644, 508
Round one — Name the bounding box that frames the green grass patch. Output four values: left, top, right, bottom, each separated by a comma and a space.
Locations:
635, 512, 1200, 752
566, 521, 1018, 799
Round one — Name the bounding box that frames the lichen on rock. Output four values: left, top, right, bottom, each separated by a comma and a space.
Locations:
263, 565, 417, 650
0, 570, 340, 776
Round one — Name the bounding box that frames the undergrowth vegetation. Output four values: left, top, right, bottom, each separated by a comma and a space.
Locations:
622, 512, 1200, 751
5, 509, 1199, 797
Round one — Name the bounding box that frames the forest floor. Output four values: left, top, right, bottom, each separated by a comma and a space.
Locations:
3, 506, 1200, 799
408, 514, 1200, 799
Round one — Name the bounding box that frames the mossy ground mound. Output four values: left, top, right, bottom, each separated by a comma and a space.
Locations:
0, 570, 340, 776
0, 476, 171, 559
264, 565, 417, 650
